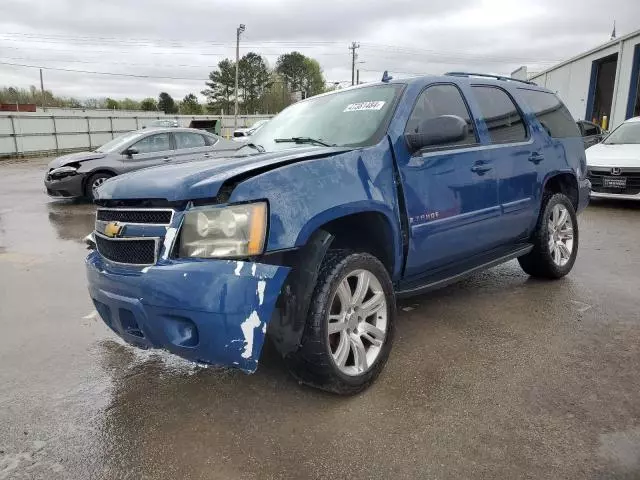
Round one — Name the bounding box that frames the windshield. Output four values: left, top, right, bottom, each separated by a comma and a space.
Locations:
239, 84, 403, 153
603, 122, 640, 145
95, 131, 143, 153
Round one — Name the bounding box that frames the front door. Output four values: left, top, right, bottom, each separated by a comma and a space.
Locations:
120, 132, 174, 173
399, 83, 501, 277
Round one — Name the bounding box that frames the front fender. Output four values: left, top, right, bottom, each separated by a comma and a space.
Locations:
229, 143, 404, 279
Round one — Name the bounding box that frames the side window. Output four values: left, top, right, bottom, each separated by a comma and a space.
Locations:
405, 84, 477, 148
472, 86, 527, 144
130, 133, 171, 154
202, 134, 218, 146
517, 89, 581, 138
175, 132, 207, 149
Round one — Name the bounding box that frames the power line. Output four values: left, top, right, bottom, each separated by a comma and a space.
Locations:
360, 43, 562, 63
359, 68, 431, 77
0, 34, 344, 49
0, 43, 349, 57
1, 31, 343, 44
0, 61, 207, 81
0, 32, 560, 64
0, 55, 219, 69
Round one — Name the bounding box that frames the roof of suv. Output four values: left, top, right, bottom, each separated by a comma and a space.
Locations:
388, 73, 549, 91
337, 72, 553, 96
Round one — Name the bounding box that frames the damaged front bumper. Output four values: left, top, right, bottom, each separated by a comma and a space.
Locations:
86, 252, 290, 372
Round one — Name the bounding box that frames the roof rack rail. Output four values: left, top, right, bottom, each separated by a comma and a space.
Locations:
445, 72, 537, 86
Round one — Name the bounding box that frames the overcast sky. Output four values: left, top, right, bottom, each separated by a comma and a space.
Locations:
1, 0, 638, 102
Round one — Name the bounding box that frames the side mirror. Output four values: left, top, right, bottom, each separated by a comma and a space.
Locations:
123, 147, 138, 158
405, 115, 467, 152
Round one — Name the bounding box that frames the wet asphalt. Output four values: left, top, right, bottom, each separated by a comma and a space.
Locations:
0, 157, 639, 480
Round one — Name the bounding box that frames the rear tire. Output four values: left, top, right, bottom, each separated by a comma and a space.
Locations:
285, 250, 396, 395
86, 172, 114, 201
518, 193, 578, 279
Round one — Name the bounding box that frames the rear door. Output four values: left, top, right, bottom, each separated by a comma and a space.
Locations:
120, 132, 174, 173
399, 83, 501, 276
172, 131, 212, 163
471, 85, 538, 244
516, 87, 585, 204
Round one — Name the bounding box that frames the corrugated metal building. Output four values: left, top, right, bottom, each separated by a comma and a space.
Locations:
512, 29, 640, 130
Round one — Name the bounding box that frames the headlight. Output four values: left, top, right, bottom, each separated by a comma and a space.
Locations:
49, 166, 78, 178
179, 202, 267, 258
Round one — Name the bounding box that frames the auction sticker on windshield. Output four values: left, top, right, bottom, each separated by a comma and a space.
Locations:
343, 101, 386, 112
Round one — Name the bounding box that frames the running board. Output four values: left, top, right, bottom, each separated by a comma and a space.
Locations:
397, 244, 533, 298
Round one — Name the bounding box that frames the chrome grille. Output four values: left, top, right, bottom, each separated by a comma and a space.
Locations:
96, 208, 173, 225
588, 170, 640, 195
95, 233, 159, 265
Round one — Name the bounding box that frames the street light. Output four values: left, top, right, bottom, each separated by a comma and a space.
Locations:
234, 24, 246, 132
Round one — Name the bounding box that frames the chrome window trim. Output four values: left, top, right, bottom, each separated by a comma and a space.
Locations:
417, 137, 534, 159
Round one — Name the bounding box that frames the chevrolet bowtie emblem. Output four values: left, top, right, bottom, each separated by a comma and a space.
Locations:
104, 222, 124, 238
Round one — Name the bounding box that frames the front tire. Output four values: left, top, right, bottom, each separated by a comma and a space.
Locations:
285, 251, 396, 395
86, 172, 114, 201
518, 193, 578, 279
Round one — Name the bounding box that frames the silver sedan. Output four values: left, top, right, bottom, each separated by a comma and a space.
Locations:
44, 127, 238, 200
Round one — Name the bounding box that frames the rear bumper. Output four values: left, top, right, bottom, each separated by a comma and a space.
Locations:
86, 252, 290, 372
590, 191, 640, 201
44, 173, 85, 198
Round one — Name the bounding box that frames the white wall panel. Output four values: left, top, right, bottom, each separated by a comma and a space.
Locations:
57, 134, 89, 150
0, 113, 272, 156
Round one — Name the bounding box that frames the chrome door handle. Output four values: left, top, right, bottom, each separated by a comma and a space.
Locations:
470, 163, 492, 175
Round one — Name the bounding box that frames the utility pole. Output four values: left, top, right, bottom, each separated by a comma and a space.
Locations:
356, 69, 360, 85
39, 68, 46, 111
349, 42, 360, 86
234, 24, 245, 131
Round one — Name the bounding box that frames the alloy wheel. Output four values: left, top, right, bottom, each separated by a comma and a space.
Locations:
92, 177, 107, 193
327, 269, 388, 376
548, 204, 574, 266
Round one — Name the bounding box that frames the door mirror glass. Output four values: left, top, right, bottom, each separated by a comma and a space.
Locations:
405, 115, 467, 152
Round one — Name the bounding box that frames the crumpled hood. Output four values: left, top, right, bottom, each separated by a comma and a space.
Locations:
47, 151, 107, 169
97, 146, 351, 201
586, 143, 640, 168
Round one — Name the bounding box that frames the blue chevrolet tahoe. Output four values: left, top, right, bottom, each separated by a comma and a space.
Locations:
86, 73, 590, 394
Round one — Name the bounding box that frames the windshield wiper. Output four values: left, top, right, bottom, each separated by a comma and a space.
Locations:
274, 137, 335, 147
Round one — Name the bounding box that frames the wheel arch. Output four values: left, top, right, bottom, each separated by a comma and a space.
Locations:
542, 171, 579, 210
294, 202, 402, 278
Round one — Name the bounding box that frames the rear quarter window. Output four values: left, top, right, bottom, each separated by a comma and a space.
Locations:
518, 89, 581, 138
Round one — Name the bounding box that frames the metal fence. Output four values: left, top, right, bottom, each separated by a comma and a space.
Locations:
0, 113, 272, 158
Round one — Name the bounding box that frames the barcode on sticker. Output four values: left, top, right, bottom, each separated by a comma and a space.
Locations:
343, 101, 386, 112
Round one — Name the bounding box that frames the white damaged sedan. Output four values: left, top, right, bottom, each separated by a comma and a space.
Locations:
587, 116, 640, 200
